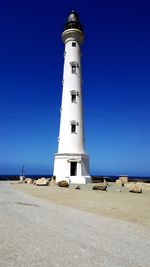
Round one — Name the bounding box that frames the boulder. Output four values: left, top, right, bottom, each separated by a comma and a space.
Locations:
93, 184, 107, 191
24, 178, 34, 184
116, 176, 128, 186
58, 180, 69, 188
129, 184, 142, 193
120, 176, 128, 184
36, 178, 49, 186
116, 179, 123, 186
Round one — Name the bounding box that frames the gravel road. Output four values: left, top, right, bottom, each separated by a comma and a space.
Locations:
0, 181, 150, 267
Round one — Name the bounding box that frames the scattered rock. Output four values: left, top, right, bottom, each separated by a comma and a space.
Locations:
119, 176, 128, 183
93, 184, 107, 191
36, 178, 49, 186
58, 180, 69, 188
116, 179, 122, 186
129, 184, 142, 193
116, 176, 128, 187
24, 178, 34, 184
75, 185, 81, 190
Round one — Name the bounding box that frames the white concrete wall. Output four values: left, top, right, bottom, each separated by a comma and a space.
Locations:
53, 156, 70, 181
54, 154, 91, 184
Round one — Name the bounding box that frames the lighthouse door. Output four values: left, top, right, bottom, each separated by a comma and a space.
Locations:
70, 162, 77, 176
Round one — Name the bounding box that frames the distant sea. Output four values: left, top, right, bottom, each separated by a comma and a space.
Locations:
0, 174, 150, 182
0, 175, 52, 181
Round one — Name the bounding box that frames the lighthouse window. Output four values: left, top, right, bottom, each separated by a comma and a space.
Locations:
70, 90, 78, 103
72, 65, 76, 74
71, 94, 76, 103
71, 124, 76, 133
71, 122, 77, 133
72, 42, 76, 47
70, 61, 78, 74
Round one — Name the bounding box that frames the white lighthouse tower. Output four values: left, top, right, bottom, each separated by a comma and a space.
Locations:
53, 11, 91, 184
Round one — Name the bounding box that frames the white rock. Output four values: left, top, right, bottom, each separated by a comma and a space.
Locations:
36, 178, 49, 186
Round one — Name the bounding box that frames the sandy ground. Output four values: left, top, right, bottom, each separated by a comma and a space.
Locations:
13, 182, 150, 230
1, 181, 150, 267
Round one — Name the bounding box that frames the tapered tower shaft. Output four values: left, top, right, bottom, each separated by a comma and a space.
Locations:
58, 22, 84, 153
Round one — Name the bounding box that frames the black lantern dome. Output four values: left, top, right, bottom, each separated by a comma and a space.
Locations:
64, 10, 83, 32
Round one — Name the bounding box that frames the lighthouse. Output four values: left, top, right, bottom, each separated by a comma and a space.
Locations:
53, 11, 91, 184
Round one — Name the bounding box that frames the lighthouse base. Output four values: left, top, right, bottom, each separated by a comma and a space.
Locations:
53, 153, 91, 184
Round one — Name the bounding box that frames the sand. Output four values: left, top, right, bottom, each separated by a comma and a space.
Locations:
1, 181, 150, 267
13, 182, 150, 230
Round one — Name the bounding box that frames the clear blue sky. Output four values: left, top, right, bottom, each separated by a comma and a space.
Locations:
0, 0, 150, 176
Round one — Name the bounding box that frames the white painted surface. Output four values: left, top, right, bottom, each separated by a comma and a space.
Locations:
58, 33, 84, 154
54, 25, 90, 183
54, 153, 91, 183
